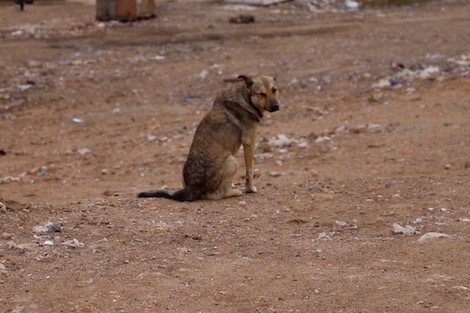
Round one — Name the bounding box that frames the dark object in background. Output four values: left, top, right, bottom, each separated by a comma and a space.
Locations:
229, 14, 256, 24
14, 0, 33, 11
96, 0, 156, 22
0, 149, 6, 156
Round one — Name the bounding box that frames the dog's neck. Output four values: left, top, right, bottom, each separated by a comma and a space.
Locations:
247, 101, 263, 120
242, 89, 263, 120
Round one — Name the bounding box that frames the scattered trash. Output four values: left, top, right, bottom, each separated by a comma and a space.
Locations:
392, 223, 416, 235
344, 0, 359, 10
417, 232, 451, 243
224, 0, 289, 5
269, 134, 295, 148
317, 232, 333, 240
62, 238, 84, 248
229, 14, 256, 24
33, 222, 62, 234
413, 216, 426, 224
78, 148, 92, 155
0, 263, 7, 275
334, 220, 359, 229
28, 166, 47, 177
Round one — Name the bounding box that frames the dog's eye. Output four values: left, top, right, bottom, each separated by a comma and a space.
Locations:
272, 87, 278, 94
257, 92, 267, 97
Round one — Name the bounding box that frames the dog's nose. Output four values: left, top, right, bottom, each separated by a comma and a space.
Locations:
269, 102, 280, 112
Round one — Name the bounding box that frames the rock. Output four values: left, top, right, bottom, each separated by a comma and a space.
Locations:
418, 232, 451, 243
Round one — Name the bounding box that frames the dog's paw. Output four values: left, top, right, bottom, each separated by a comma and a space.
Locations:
245, 185, 258, 193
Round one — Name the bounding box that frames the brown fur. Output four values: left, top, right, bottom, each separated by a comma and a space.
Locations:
138, 75, 281, 201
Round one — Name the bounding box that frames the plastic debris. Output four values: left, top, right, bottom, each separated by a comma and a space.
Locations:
418, 232, 451, 243
392, 223, 416, 235
224, 0, 290, 5
317, 232, 333, 240
344, 0, 359, 10
33, 222, 62, 233
78, 148, 92, 155
62, 238, 84, 248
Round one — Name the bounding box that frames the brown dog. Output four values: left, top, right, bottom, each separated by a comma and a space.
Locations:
138, 75, 281, 201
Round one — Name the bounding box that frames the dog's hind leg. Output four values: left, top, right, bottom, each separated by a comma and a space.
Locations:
207, 154, 242, 199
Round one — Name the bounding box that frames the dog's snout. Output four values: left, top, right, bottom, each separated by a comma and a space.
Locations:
269, 101, 280, 112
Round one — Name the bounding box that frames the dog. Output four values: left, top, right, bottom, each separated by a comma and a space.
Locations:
138, 75, 281, 201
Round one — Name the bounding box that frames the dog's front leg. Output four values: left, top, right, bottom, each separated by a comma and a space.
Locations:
243, 140, 257, 193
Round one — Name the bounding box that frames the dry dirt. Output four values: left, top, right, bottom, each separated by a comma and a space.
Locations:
1, 0, 470, 312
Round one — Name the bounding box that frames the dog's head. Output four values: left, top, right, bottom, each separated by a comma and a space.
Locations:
239, 75, 281, 113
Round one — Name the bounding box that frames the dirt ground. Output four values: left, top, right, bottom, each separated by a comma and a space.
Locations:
1, 0, 469, 312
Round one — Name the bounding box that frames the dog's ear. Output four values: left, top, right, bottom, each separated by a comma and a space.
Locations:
238, 75, 253, 88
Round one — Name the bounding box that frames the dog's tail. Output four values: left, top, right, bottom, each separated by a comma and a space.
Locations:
137, 189, 188, 202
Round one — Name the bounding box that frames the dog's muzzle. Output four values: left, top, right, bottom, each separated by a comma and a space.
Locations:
268, 101, 280, 112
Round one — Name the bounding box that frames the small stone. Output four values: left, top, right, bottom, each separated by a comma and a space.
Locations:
269, 171, 282, 177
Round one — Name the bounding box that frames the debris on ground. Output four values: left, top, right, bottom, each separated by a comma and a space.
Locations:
392, 223, 416, 235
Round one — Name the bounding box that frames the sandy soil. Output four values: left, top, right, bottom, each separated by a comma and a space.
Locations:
1, 0, 469, 312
